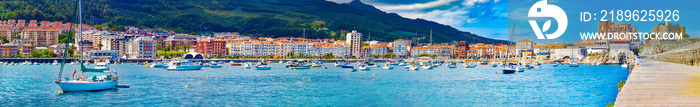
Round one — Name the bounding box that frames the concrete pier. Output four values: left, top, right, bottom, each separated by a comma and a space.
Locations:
614, 59, 700, 106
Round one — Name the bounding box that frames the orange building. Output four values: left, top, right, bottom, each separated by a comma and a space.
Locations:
196, 39, 226, 56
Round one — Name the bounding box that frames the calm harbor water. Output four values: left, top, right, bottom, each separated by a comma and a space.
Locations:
1, 63, 628, 106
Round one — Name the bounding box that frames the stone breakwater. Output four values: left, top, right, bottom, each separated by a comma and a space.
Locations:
651, 40, 700, 66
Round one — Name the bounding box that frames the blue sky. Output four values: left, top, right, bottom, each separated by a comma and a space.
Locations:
327, 0, 510, 40
509, 0, 700, 43
328, 0, 699, 43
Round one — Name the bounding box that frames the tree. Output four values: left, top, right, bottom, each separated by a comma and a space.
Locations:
183, 44, 190, 52
156, 43, 162, 51
97, 43, 103, 50
165, 45, 171, 52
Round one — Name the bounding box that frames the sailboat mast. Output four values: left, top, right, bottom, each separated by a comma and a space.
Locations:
79, 0, 83, 64
429, 29, 432, 46
505, 22, 515, 68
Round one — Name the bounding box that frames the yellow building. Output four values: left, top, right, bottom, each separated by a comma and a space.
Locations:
21, 29, 59, 47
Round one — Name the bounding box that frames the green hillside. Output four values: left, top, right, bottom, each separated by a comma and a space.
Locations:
1, 0, 510, 44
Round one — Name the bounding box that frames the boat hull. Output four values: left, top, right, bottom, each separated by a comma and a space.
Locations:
341, 65, 354, 68
57, 81, 118, 92
382, 67, 394, 70
167, 65, 203, 71
255, 67, 272, 70
291, 66, 311, 69
502, 70, 516, 74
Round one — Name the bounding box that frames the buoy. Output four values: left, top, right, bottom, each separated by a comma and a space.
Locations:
206, 75, 208, 78
172, 71, 174, 73
373, 74, 375, 76
308, 79, 310, 81
185, 85, 188, 88
496, 72, 498, 74
58, 91, 62, 94
274, 73, 276, 75
33, 74, 35, 76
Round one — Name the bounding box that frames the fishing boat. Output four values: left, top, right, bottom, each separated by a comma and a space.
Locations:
231, 63, 242, 66
382, 63, 394, 70
52, 60, 59, 65
166, 59, 203, 70
621, 63, 629, 69
55, 1, 119, 92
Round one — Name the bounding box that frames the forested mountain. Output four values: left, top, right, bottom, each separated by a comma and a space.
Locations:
0, 0, 510, 44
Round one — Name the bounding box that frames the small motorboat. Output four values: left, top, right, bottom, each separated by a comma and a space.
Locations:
311, 62, 322, 67
51, 60, 59, 65
231, 63, 242, 66
502, 65, 516, 74
569, 61, 580, 67
447, 62, 457, 68
210, 63, 222, 68
359, 64, 371, 71
409, 65, 419, 71
382, 63, 394, 70
334, 61, 348, 67
517, 66, 525, 72
465, 63, 477, 68
397, 62, 407, 66
255, 65, 271, 70
166, 59, 203, 71
242, 63, 252, 69
422, 64, 433, 70
621, 63, 629, 69
341, 65, 354, 68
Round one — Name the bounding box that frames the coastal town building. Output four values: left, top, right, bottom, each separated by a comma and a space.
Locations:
0, 29, 11, 41
0, 43, 18, 57
346, 30, 363, 57
21, 29, 59, 47
392, 39, 410, 58
454, 41, 469, 58
77, 40, 93, 55
516, 39, 534, 59
196, 38, 226, 57
128, 36, 157, 58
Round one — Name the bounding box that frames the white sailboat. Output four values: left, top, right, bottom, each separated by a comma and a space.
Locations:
502, 23, 516, 74
56, 1, 118, 92
568, 33, 579, 67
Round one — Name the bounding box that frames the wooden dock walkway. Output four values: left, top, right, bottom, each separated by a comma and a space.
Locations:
615, 59, 700, 106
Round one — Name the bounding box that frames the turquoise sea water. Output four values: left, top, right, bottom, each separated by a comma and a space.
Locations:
1, 63, 628, 106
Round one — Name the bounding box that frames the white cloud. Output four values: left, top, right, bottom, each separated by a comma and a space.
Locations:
462, 0, 489, 7
373, 0, 458, 11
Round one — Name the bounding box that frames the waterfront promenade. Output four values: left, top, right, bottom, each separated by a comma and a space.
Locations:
615, 59, 700, 106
